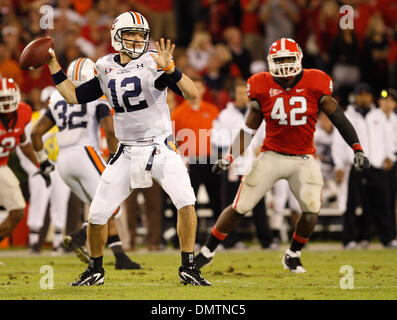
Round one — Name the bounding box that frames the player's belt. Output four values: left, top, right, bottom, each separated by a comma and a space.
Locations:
275, 151, 310, 159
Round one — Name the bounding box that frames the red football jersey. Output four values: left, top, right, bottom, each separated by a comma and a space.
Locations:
247, 69, 333, 155
0, 102, 32, 166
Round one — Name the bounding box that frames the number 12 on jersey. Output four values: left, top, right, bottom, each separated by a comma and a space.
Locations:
271, 96, 307, 126
108, 76, 148, 113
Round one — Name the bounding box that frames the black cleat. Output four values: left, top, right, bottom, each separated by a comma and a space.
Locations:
115, 256, 142, 270
70, 266, 105, 286
178, 264, 212, 286
63, 235, 90, 264
193, 246, 215, 269
282, 249, 306, 273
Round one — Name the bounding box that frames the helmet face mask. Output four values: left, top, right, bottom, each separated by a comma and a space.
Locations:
115, 28, 150, 59
111, 12, 151, 59
267, 38, 303, 78
0, 78, 20, 114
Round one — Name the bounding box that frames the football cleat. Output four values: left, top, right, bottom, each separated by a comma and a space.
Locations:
63, 235, 90, 264
115, 255, 142, 270
70, 266, 105, 286
178, 264, 212, 286
282, 249, 306, 273
194, 246, 215, 269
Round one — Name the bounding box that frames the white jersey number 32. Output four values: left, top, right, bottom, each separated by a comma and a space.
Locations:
271, 96, 307, 126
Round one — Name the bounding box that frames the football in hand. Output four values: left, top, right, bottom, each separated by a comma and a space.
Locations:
19, 36, 54, 70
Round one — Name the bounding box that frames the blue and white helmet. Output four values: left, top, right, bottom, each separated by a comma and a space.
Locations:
111, 11, 150, 59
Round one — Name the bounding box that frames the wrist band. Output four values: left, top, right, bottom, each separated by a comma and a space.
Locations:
352, 143, 363, 153
242, 123, 256, 135
167, 67, 182, 83
162, 61, 175, 72
34, 149, 48, 163
51, 69, 67, 85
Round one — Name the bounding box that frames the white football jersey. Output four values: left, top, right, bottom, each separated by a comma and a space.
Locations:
95, 51, 172, 144
48, 90, 111, 149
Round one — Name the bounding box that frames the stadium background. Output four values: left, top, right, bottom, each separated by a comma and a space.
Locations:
0, 0, 396, 250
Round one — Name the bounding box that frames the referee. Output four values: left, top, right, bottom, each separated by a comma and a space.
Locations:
365, 88, 397, 247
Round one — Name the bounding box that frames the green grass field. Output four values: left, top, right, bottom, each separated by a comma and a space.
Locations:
0, 243, 396, 300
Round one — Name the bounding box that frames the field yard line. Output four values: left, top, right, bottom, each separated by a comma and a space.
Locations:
101, 282, 397, 289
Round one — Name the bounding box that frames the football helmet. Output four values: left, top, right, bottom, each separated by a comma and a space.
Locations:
111, 11, 150, 59
267, 38, 303, 78
0, 78, 21, 113
67, 57, 96, 86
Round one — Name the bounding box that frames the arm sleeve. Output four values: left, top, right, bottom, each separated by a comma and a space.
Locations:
154, 72, 183, 98
75, 77, 104, 104
95, 103, 111, 122
327, 107, 360, 148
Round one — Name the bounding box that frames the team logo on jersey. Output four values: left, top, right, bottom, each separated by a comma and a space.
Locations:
105, 67, 114, 75
269, 88, 282, 97
296, 88, 304, 93
137, 63, 144, 69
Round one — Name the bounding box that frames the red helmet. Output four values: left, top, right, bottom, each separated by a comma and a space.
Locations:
0, 78, 20, 113
267, 38, 303, 78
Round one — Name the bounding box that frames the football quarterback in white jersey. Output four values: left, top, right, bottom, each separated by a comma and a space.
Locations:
43, 11, 211, 286
31, 57, 142, 270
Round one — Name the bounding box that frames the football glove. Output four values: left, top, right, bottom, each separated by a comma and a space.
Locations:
353, 151, 370, 171
212, 154, 234, 175
34, 159, 55, 187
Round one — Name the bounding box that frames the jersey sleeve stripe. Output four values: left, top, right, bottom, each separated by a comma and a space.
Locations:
84, 146, 105, 175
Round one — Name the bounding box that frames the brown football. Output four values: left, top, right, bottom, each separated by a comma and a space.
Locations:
19, 36, 54, 70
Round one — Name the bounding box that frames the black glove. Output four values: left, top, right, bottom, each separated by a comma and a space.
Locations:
212, 155, 233, 174
353, 151, 370, 171
34, 159, 55, 187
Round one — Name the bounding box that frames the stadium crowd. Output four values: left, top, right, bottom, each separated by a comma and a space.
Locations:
0, 0, 396, 251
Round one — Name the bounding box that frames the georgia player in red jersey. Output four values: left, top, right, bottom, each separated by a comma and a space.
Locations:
0, 78, 53, 242
194, 38, 370, 273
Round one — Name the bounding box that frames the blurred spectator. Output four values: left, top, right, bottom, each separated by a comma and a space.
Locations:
377, 0, 397, 29
223, 26, 252, 80
239, 0, 265, 61
79, 8, 101, 46
211, 78, 273, 249
20, 67, 53, 99
364, 88, 397, 248
72, 0, 94, 16
332, 83, 373, 249
202, 0, 236, 43
124, 182, 163, 251
0, 41, 23, 86
174, 0, 201, 46
313, 0, 339, 60
171, 77, 221, 244
362, 13, 390, 97
137, 0, 176, 41
2, 25, 22, 61
187, 30, 214, 75
53, 0, 85, 26
260, 0, 300, 52
328, 29, 361, 107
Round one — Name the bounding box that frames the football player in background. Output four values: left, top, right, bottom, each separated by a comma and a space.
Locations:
43, 11, 211, 286
195, 38, 370, 274
16, 86, 72, 254
0, 78, 51, 242
31, 58, 141, 270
